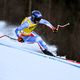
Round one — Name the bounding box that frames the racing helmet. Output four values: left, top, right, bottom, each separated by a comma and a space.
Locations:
31, 10, 42, 23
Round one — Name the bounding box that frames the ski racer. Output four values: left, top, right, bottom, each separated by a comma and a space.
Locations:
15, 10, 58, 56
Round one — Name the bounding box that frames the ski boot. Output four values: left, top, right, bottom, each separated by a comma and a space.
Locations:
42, 49, 55, 57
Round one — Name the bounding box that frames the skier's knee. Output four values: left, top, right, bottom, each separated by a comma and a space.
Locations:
38, 41, 47, 50
36, 37, 42, 42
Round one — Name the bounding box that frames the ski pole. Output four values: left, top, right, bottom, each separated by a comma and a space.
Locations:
58, 23, 70, 28
0, 35, 17, 40
0, 35, 6, 38
56, 23, 70, 31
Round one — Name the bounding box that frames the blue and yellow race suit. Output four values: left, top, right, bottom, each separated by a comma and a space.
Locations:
15, 16, 53, 50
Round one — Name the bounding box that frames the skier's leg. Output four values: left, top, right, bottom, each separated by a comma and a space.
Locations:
32, 32, 55, 56
22, 32, 55, 56
36, 37, 55, 56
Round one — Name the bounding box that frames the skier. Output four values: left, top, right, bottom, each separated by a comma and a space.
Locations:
15, 10, 58, 56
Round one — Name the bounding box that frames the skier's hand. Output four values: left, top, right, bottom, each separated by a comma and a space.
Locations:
56, 25, 60, 31
52, 27, 58, 33
18, 36, 24, 43
53, 25, 61, 32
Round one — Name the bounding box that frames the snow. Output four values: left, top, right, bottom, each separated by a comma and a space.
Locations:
0, 21, 80, 80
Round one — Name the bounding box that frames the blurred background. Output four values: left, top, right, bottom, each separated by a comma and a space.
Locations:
0, 0, 80, 62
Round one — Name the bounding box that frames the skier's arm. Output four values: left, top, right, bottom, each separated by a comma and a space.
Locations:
39, 19, 57, 32
15, 22, 29, 37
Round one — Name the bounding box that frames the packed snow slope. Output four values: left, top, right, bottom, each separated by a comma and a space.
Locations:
0, 21, 80, 80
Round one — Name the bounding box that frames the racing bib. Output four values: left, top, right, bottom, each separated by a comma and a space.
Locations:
21, 17, 37, 35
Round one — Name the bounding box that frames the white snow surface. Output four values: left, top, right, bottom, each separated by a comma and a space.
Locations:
0, 21, 80, 80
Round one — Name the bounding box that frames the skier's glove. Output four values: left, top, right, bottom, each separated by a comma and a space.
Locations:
18, 36, 24, 42
52, 27, 58, 33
